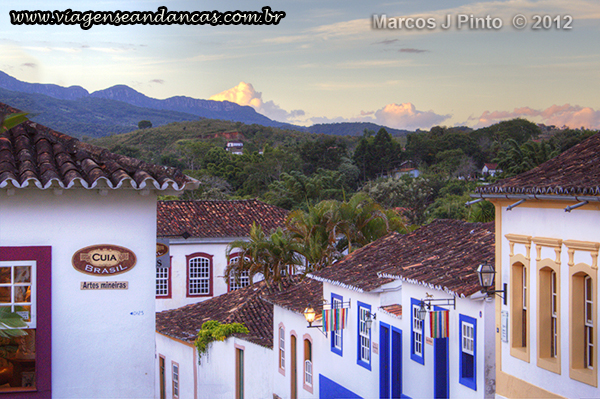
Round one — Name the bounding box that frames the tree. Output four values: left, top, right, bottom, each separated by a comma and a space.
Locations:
353, 128, 402, 181
138, 120, 152, 129
226, 224, 303, 290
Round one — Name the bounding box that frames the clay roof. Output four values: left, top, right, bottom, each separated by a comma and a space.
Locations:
261, 278, 324, 315
380, 304, 402, 318
477, 132, 600, 196
0, 103, 196, 191
156, 282, 274, 347
309, 219, 494, 297
157, 199, 288, 238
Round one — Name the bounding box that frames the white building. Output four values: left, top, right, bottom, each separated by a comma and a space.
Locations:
155, 281, 275, 399
0, 102, 196, 397
155, 200, 287, 311
474, 132, 600, 399
304, 219, 496, 399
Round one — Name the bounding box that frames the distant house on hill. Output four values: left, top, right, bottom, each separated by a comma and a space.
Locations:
155, 199, 288, 311
378, 161, 420, 179
482, 163, 501, 177
225, 140, 244, 155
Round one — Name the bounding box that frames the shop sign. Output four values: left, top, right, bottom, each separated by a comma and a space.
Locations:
81, 281, 129, 290
156, 238, 170, 268
72, 244, 137, 276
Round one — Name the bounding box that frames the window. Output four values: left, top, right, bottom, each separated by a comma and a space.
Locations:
228, 255, 250, 292
510, 261, 529, 362
537, 262, 560, 373
172, 361, 179, 399
459, 314, 477, 390
278, 324, 285, 375
357, 301, 371, 370
0, 246, 51, 396
156, 264, 170, 298
303, 337, 313, 393
585, 276, 593, 370
552, 271, 558, 358
411, 298, 424, 364
570, 268, 597, 386
331, 293, 343, 356
186, 253, 213, 297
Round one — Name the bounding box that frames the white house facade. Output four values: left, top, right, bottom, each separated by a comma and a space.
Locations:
156, 281, 275, 399
0, 102, 196, 398
155, 200, 287, 312
305, 219, 496, 399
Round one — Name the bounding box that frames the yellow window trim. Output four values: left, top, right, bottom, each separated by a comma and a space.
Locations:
536, 256, 561, 374
510, 253, 530, 363
569, 262, 598, 387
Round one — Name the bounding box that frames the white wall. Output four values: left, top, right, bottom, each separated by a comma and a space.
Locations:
272, 306, 321, 399
156, 333, 273, 399
0, 188, 157, 398
500, 205, 600, 398
311, 279, 492, 399
156, 239, 261, 312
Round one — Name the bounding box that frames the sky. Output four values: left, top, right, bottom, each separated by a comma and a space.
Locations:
1, 0, 599, 130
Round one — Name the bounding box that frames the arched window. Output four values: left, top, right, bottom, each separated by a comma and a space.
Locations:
304, 338, 313, 389
186, 253, 213, 297
228, 255, 250, 291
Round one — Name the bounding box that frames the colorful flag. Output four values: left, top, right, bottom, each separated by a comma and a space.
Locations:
430, 310, 450, 338
322, 307, 348, 332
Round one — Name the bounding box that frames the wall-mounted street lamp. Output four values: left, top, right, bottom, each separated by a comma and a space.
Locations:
477, 263, 507, 305
364, 311, 377, 330
303, 305, 326, 336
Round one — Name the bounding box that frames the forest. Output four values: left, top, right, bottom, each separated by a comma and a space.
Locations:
90, 117, 597, 227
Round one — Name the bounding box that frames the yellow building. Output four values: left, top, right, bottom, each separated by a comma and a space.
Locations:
473, 133, 600, 399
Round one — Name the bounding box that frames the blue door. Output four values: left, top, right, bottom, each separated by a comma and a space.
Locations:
433, 337, 449, 398
380, 322, 391, 398
391, 328, 402, 398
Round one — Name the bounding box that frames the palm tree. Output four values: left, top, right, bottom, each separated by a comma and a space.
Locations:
226, 223, 302, 290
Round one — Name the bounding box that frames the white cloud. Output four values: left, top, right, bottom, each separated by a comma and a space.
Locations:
308, 102, 450, 130
470, 104, 600, 129
209, 82, 305, 123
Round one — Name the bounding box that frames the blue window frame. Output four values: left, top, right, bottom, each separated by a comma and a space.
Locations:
331, 293, 343, 356
459, 314, 477, 390
410, 298, 424, 364
357, 301, 371, 370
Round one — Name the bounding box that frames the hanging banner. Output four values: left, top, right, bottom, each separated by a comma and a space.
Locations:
430, 310, 450, 339
322, 307, 348, 332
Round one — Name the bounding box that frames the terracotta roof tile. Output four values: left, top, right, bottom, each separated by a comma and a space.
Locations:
477, 132, 600, 196
157, 199, 288, 238
0, 102, 197, 192
380, 304, 402, 318
309, 219, 494, 297
156, 282, 279, 348
260, 278, 324, 315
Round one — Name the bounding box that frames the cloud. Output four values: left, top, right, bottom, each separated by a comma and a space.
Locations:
372, 103, 451, 130
209, 82, 305, 123
470, 104, 600, 129
150, 79, 164, 84
399, 48, 428, 53
309, 103, 450, 130
373, 39, 399, 45
21, 62, 36, 68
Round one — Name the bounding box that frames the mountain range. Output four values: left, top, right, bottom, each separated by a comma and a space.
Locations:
0, 71, 411, 138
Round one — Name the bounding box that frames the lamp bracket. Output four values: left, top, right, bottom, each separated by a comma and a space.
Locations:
482, 283, 508, 305
420, 297, 456, 311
